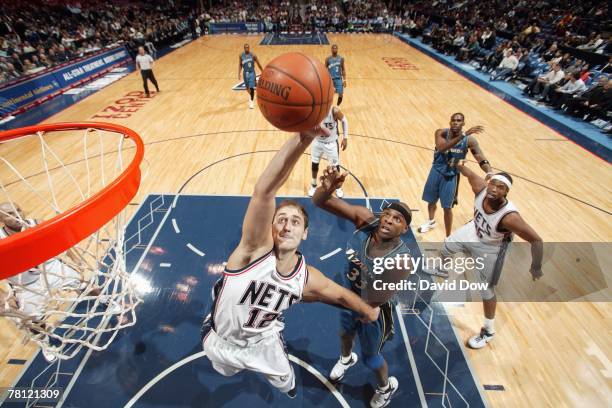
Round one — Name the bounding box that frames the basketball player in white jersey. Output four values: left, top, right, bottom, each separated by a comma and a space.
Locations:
307, 106, 348, 198
202, 126, 380, 398
0, 201, 99, 362
436, 162, 543, 348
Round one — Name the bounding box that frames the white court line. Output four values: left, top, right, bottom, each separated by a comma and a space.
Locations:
172, 218, 180, 233
287, 354, 350, 408
159, 263, 172, 268
320, 247, 342, 260
186, 243, 205, 257
444, 303, 489, 406
125, 351, 350, 408
57, 198, 174, 408
395, 304, 428, 407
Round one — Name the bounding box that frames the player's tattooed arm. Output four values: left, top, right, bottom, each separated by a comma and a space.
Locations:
302, 266, 380, 322
312, 166, 374, 229
468, 136, 492, 174
456, 161, 487, 194
499, 212, 543, 280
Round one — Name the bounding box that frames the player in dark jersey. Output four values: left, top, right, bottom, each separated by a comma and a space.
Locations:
312, 166, 412, 408
326, 44, 346, 105
418, 113, 491, 238
238, 43, 263, 109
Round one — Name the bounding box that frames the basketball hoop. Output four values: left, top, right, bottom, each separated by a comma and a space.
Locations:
0, 122, 144, 360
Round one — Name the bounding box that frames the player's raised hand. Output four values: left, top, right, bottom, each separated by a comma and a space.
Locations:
530, 264, 543, 281
320, 165, 347, 193
299, 124, 331, 141
465, 125, 484, 135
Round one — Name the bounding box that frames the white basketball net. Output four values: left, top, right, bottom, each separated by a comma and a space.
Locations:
0, 126, 143, 360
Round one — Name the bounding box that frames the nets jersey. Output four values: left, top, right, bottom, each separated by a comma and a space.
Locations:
343, 218, 410, 295
432, 129, 468, 177
327, 55, 343, 79
317, 108, 339, 143
210, 250, 308, 346
0, 219, 41, 286
241, 52, 255, 74
472, 189, 518, 245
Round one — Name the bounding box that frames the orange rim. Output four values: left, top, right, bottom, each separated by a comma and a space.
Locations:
0, 122, 144, 279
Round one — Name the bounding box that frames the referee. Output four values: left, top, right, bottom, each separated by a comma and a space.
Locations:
135, 46, 160, 97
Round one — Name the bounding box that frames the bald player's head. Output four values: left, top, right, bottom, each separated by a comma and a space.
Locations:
0, 202, 24, 231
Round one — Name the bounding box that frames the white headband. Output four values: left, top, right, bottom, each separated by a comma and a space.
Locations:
490, 175, 512, 189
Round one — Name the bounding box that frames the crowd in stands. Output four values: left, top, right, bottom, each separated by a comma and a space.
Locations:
1, 0, 609, 131
399, 0, 611, 131
0, 0, 192, 85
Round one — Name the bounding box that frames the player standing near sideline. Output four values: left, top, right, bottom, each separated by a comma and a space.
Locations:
435, 162, 543, 349
418, 113, 491, 237
135, 46, 160, 98
326, 44, 346, 106
202, 126, 380, 398
307, 106, 348, 198
313, 166, 413, 408
239, 43, 263, 109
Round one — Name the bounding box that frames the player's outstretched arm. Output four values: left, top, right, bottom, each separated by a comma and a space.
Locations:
312, 166, 373, 229
435, 128, 467, 152
302, 266, 379, 322
467, 135, 493, 175
499, 213, 544, 280
227, 127, 329, 269
457, 161, 487, 194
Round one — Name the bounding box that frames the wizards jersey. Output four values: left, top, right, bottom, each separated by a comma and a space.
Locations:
343, 218, 410, 295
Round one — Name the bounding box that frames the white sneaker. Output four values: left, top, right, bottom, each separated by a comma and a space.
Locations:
335, 188, 344, 198
330, 352, 358, 381
417, 220, 436, 233
248, 100, 254, 109
370, 376, 398, 408
467, 328, 495, 349
308, 185, 317, 197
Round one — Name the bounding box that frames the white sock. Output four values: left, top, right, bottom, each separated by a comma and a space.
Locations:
341, 354, 352, 364
429, 219, 435, 224
379, 382, 390, 391
484, 317, 495, 334
311, 178, 317, 187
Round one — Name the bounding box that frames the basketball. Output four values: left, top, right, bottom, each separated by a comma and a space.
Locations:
256, 52, 334, 132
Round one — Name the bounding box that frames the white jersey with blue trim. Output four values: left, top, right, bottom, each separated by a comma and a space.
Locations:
317, 108, 339, 143
472, 189, 518, 245
210, 250, 308, 347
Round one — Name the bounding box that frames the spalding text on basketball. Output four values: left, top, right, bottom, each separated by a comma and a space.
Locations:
258, 78, 291, 100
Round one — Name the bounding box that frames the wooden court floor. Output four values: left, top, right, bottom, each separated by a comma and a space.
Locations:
1, 34, 611, 406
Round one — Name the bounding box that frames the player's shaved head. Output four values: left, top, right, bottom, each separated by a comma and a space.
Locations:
0, 202, 19, 212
